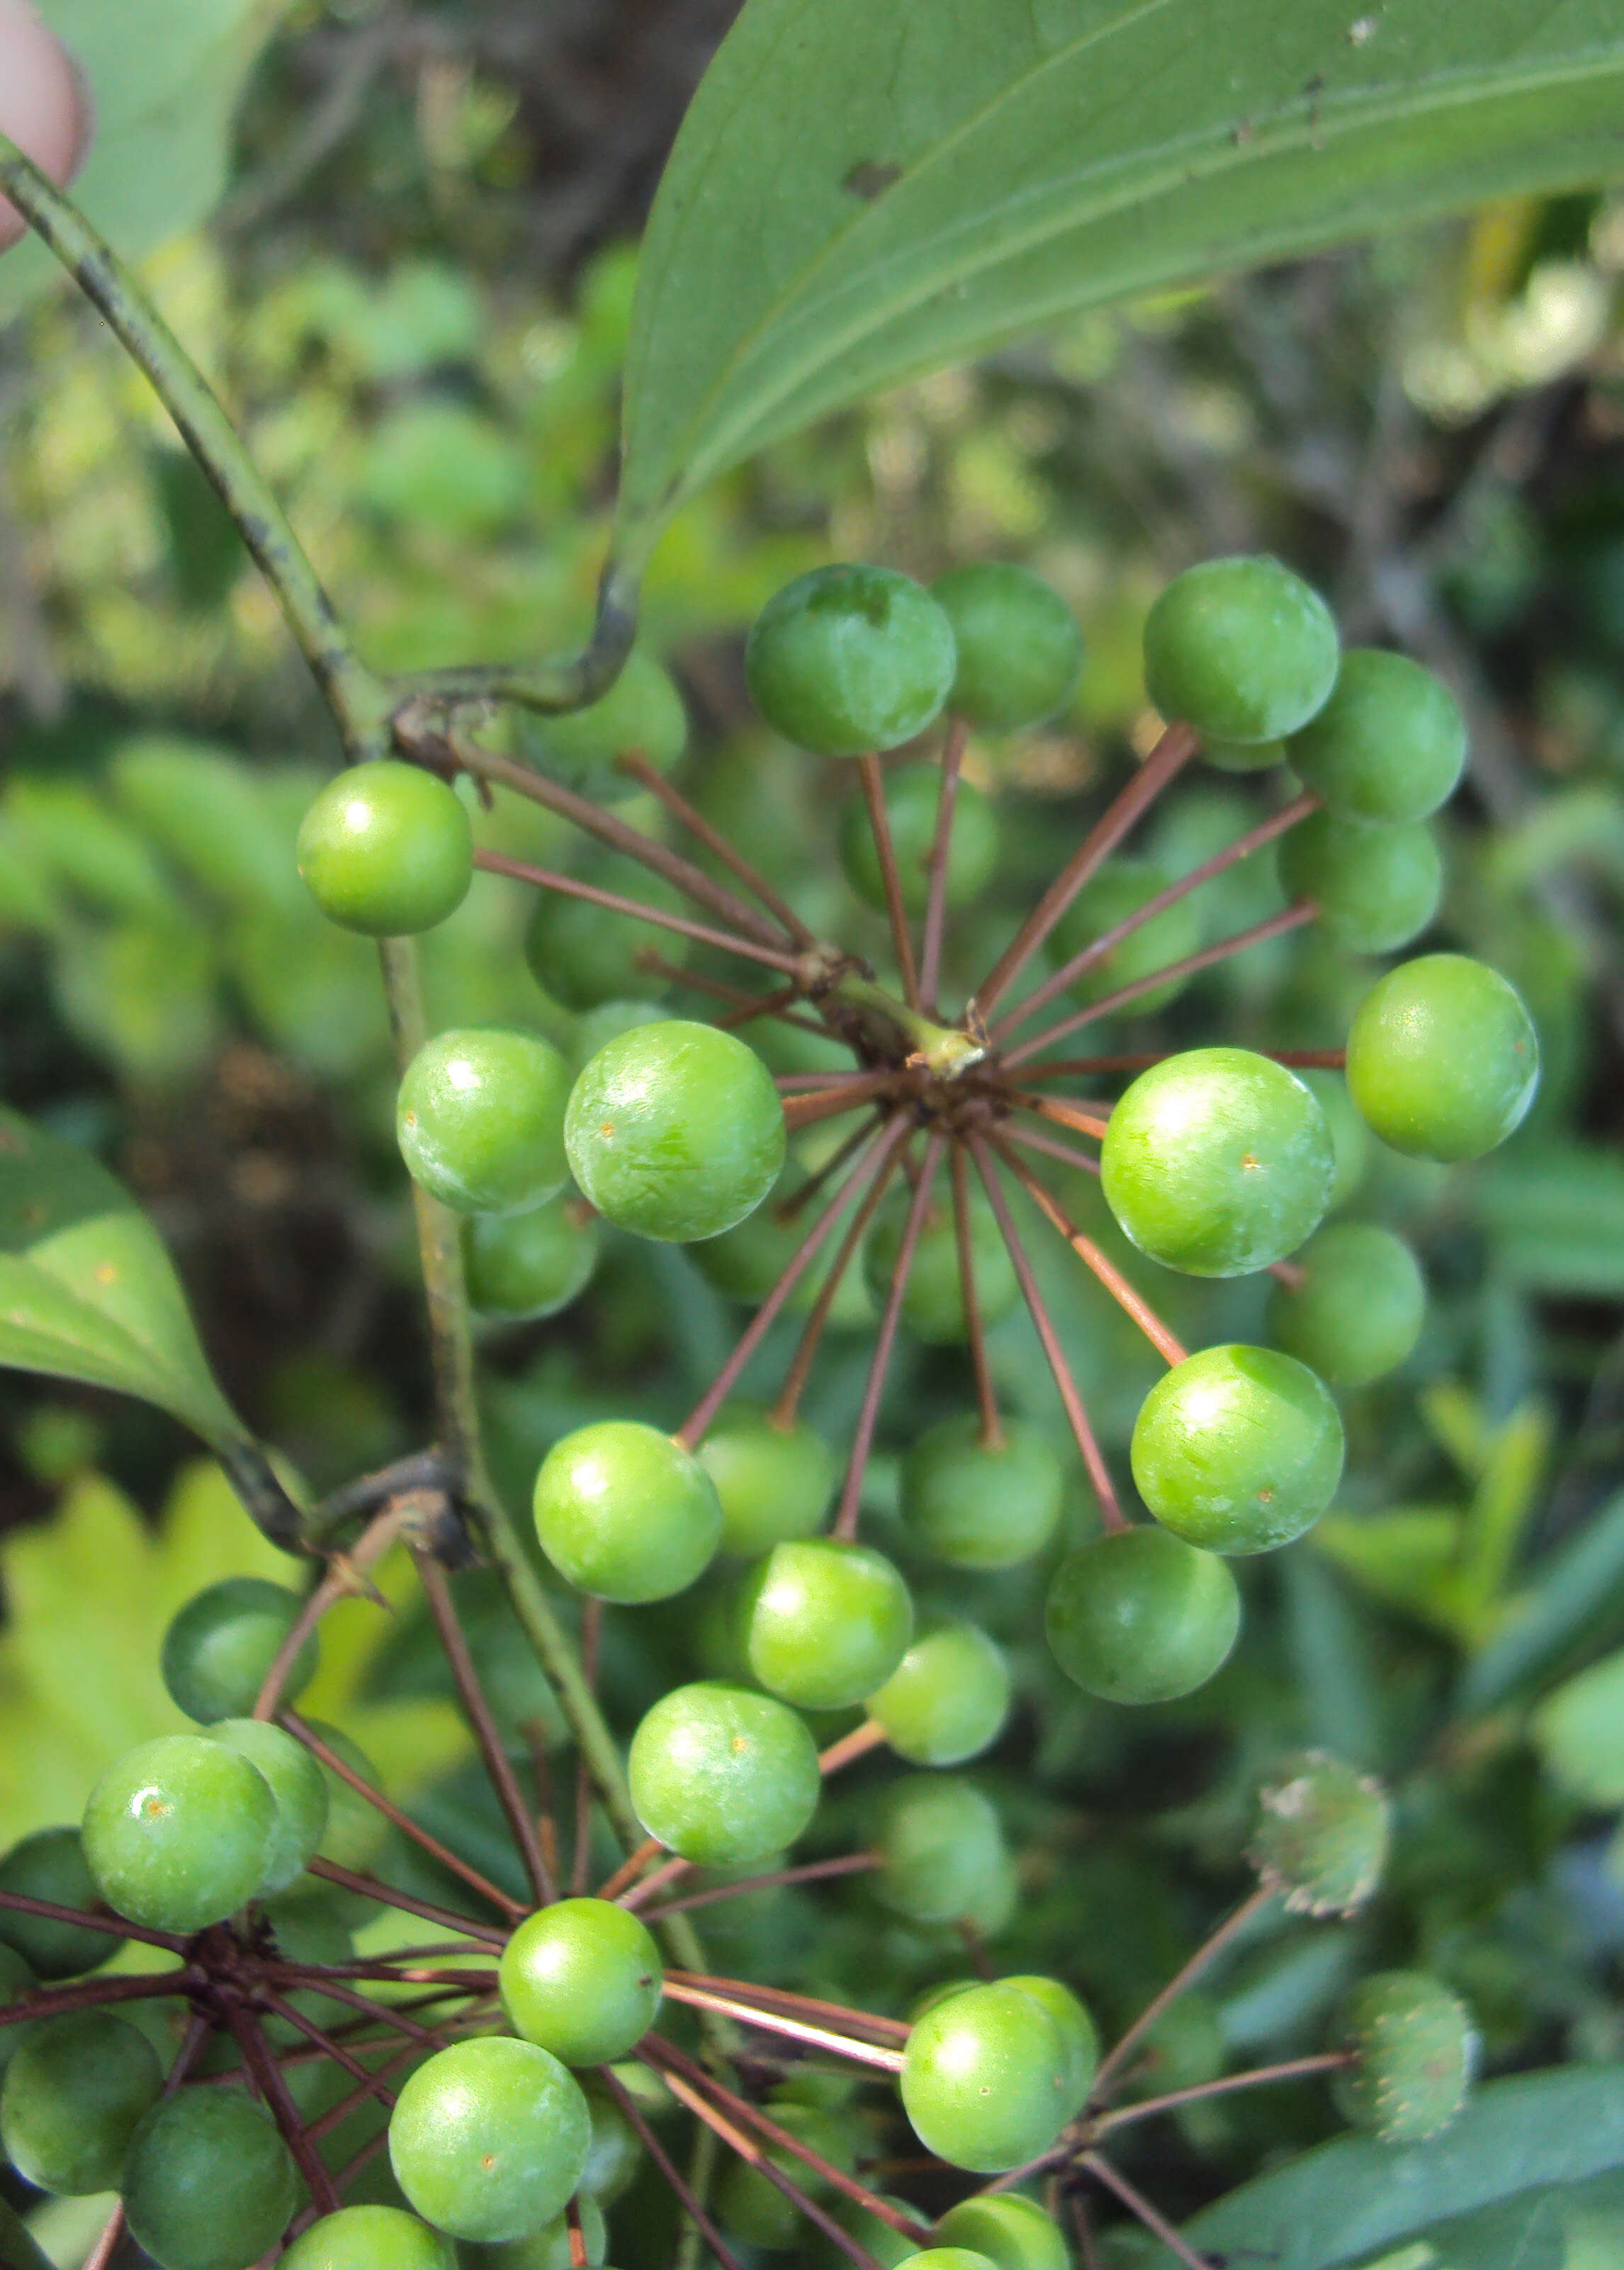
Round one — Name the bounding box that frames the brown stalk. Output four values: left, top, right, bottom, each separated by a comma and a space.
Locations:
597, 1836, 665, 1903
776, 1114, 883, 1221
81, 2205, 125, 2270
832, 1131, 944, 1538
0, 1887, 186, 1955
782, 1080, 903, 1133
566, 2194, 590, 2270
949, 1141, 1005, 1450
617, 750, 815, 945
260, 1967, 442, 2046
1089, 1882, 1275, 2101
1078, 2152, 1212, 2270
819, 1720, 889, 1775
597, 2062, 748, 2270
665, 1970, 909, 2044
636, 951, 827, 1039
305, 2038, 427, 2145
2, 1969, 203, 2026
769, 1136, 907, 1429
993, 1137, 1188, 1367
227, 2000, 342, 2218
1000, 1121, 1103, 1180
859, 753, 922, 1007
659, 1980, 905, 2070
616, 1853, 693, 1912
974, 723, 1197, 1017
255, 1986, 400, 2104
303, 1857, 506, 1943
641, 1851, 880, 1921
920, 716, 969, 1012
1016, 1044, 1346, 1082
1091, 2050, 1353, 2135
1013, 1093, 1111, 1141
475, 851, 805, 976
253, 1502, 405, 1721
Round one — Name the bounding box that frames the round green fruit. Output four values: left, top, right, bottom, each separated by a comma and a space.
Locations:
297, 760, 472, 936
695, 1401, 838, 1555
459, 2197, 608, 2268
524, 859, 689, 1012
123, 2087, 299, 2270
281, 2208, 456, 2270
529, 648, 687, 789
1268, 1221, 1426, 1387
388, 2037, 591, 2244
203, 1718, 328, 1895
932, 563, 1083, 730
533, 1420, 721, 1603
1278, 811, 1442, 954
0, 1828, 117, 1979
1287, 650, 1466, 824
1046, 858, 1201, 1015
500, 1897, 662, 2066
397, 1027, 572, 1216
840, 762, 999, 915
872, 1774, 1005, 1924
1204, 735, 1287, 774
0, 2010, 162, 2193
161, 1576, 317, 1726
864, 1189, 1018, 1343
900, 1415, 1064, 1569
565, 1020, 784, 1243
627, 1683, 821, 1865
746, 565, 957, 757
867, 1623, 1012, 1766
81, 1733, 276, 1933
1333, 1971, 1475, 2144
715, 2100, 854, 2249
1045, 1528, 1241, 1703
1250, 1749, 1392, 1916
1131, 1344, 1344, 1553
1143, 557, 1339, 745
899, 1980, 1068, 2173
1100, 1047, 1335, 1277
998, 1977, 1098, 2119
936, 2193, 1069, 2270
467, 1196, 599, 1322
1346, 954, 1539, 1161
896, 2255, 998, 2270
736, 1537, 913, 1710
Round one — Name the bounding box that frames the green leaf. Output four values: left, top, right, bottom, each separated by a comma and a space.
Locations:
1460, 1487, 1624, 1711
1137, 2065, 1624, 2270
618, 0, 1624, 553
1474, 1142, 1624, 1296
1, 1, 293, 317
1530, 1649, 1624, 1806
0, 1106, 243, 1447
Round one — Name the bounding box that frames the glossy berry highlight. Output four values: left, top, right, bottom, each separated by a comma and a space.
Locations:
500, 1897, 663, 2065
1143, 555, 1339, 743
396, 1027, 572, 1216
746, 563, 957, 757
1287, 648, 1467, 824
533, 1419, 721, 1603
627, 1681, 821, 1864
1132, 1344, 1345, 1553
735, 1535, 914, 1710
388, 2035, 591, 2242
1046, 1527, 1241, 1702
81, 1732, 276, 1933
297, 760, 473, 935
1346, 953, 1539, 1161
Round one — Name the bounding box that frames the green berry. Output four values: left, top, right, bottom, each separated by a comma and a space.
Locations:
1046, 858, 1201, 1015
299, 1719, 390, 1877
565, 1021, 785, 1243
900, 1980, 1068, 2173
694, 1401, 838, 1555
866, 1623, 1012, 1766
715, 2101, 853, 2248
809, 2195, 927, 2269
1203, 735, 1287, 774
533, 1421, 721, 1603
1143, 557, 1339, 744
81, 1733, 276, 1933
1131, 1344, 1344, 1553
568, 998, 673, 1066
1268, 1222, 1426, 1387
459, 2197, 608, 2268
627, 1683, 821, 1865
0, 2010, 162, 2193
281, 2207, 456, 2270
203, 1719, 328, 1895
1123, 1994, 1227, 2099
932, 563, 1083, 730
500, 1897, 663, 2065
397, 1027, 572, 1216
123, 2087, 299, 2270
895, 2254, 998, 2270
297, 760, 473, 935
388, 2037, 591, 2243
0, 1828, 117, 1979
467, 1196, 599, 1321
936, 2194, 1069, 2270
579, 2088, 643, 2202
1302, 1069, 1370, 1210
161, 1577, 317, 1726
1278, 811, 1443, 954
840, 762, 999, 916
1101, 1048, 1335, 1277
999, 1976, 1098, 2118
1287, 650, 1466, 824
0, 1944, 38, 2075
524, 859, 689, 1012
529, 648, 687, 789
746, 565, 957, 757
1333, 1971, 1475, 2143
735, 1537, 913, 1710
864, 1187, 1018, 1343
900, 1416, 1064, 1569
872, 1774, 1005, 1924
1250, 1749, 1392, 1916
1045, 1528, 1241, 1703
1346, 954, 1539, 1161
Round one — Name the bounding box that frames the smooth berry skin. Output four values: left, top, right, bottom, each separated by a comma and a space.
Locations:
1132, 1344, 1344, 1554
900, 1981, 1069, 2174
865, 1190, 1019, 1343
299, 1718, 390, 1875
1047, 858, 1201, 1015
746, 564, 957, 757
500, 1898, 663, 2066
397, 1027, 572, 1216
389, 2037, 590, 2244
1303, 1069, 1370, 1212
280, 2208, 456, 2270
467, 1196, 599, 1321
1346, 954, 1539, 1162
461, 2198, 609, 2268
932, 563, 1083, 730
565, 1020, 785, 1243
1268, 1222, 1426, 1387
203, 1718, 329, 1895
1101, 1047, 1335, 1277
123, 2088, 299, 2270
0, 1946, 36, 2076
1204, 735, 1287, 774
1143, 557, 1339, 744
1287, 650, 1467, 824
737, 1537, 914, 1710
1045, 1528, 1241, 1703
901, 1415, 1064, 1569
866, 1623, 1012, 1766
0, 1828, 116, 1979
840, 762, 1000, 915
695, 1401, 838, 1555
1000, 1977, 1098, 2119
531, 648, 687, 789
873, 1774, 1005, 1924
0, 2011, 162, 2194
896, 2255, 999, 2270
297, 760, 472, 936
936, 2193, 1070, 2270
716, 2101, 855, 2248
161, 1576, 317, 1726
533, 1420, 721, 1603
524, 859, 689, 1011
81, 1733, 276, 1933
1278, 811, 1443, 954
627, 1682, 821, 1865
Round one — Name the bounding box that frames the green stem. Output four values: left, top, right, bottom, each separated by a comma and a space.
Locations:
0, 132, 393, 764
819, 971, 986, 1077
397, 559, 641, 715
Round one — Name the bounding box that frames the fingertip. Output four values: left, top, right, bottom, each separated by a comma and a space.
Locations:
0, 0, 94, 251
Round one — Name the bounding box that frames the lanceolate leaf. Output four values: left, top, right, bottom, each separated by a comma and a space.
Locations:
0, 1106, 242, 1447
618, 0, 1624, 555
1139, 2064, 1624, 2270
